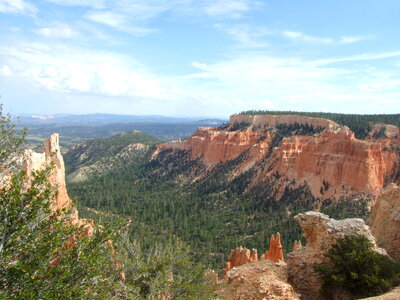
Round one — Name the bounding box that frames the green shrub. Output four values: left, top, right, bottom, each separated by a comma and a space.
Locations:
315, 235, 400, 299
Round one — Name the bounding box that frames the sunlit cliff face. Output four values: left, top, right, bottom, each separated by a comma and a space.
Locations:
153, 115, 400, 202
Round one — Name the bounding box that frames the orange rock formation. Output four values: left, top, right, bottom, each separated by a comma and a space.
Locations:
154, 127, 272, 164
153, 115, 400, 201
222, 247, 258, 278
22, 134, 91, 230
272, 126, 398, 199
264, 233, 285, 262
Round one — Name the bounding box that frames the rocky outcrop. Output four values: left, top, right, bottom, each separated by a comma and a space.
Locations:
369, 184, 400, 260
218, 259, 300, 300
287, 212, 386, 300
229, 114, 339, 130
360, 286, 400, 300
264, 233, 285, 263
369, 124, 400, 139
23, 134, 72, 211
222, 247, 258, 278
22, 134, 90, 229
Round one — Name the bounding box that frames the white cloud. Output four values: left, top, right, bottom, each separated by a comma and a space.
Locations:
205, 0, 249, 17
314, 51, 400, 65
339, 35, 372, 44
283, 31, 333, 44
215, 23, 270, 47
186, 52, 400, 114
0, 0, 37, 15
33, 23, 78, 38
85, 11, 155, 35
283, 31, 372, 45
0, 43, 167, 99
1, 65, 12, 76
44, 0, 105, 8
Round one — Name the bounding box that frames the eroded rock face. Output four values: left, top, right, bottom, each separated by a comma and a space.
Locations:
22, 134, 88, 227
222, 247, 258, 278
369, 184, 400, 260
264, 233, 285, 263
218, 259, 300, 300
287, 212, 386, 300
153, 115, 400, 202
271, 126, 398, 200
153, 127, 272, 164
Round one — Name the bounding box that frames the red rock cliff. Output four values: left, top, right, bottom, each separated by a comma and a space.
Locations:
270, 126, 398, 199
154, 127, 272, 164
153, 115, 400, 201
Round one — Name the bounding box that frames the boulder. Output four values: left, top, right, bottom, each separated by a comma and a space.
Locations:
287, 212, 386, 300
369, 184, 400, 260
218, 259, 300, 300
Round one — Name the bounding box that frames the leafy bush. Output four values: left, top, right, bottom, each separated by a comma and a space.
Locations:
315, 235, 400, 299
0, 106, 123, 299
116, 236, 217, 299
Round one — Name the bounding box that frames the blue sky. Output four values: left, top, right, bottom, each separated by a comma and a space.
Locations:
0, 0, 399, 117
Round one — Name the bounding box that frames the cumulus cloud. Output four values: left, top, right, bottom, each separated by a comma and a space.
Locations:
0, 0, 37, 15
0, 43, 166, 99
186, 52, 400, 113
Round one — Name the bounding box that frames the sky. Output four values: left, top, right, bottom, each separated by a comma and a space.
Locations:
0, 0, 400, 118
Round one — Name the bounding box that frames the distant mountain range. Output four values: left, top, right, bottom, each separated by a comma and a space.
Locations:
16, 113, 226, 147
17, 113, 226, 126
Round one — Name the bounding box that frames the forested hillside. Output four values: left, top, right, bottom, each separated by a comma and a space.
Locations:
65, 119, 374, 271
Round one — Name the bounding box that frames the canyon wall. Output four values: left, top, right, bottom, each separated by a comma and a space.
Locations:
271, 126, 397, 199
153, 115, 400, 201
153, 127, 272, 164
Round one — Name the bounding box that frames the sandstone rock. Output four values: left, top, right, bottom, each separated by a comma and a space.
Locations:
153, 127, 272, 164
264, 233, 285, 263
222, 247, 258, 278
271, 126, 398, 200
291, 240, 302, 252
218, 259, 300, 300
369, 124, 400, 139
369, 184, 400, 259
287, 212, 386, 300
22, 134, 90, 230
360, 286, 400, 300
153, 115, 400, 202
